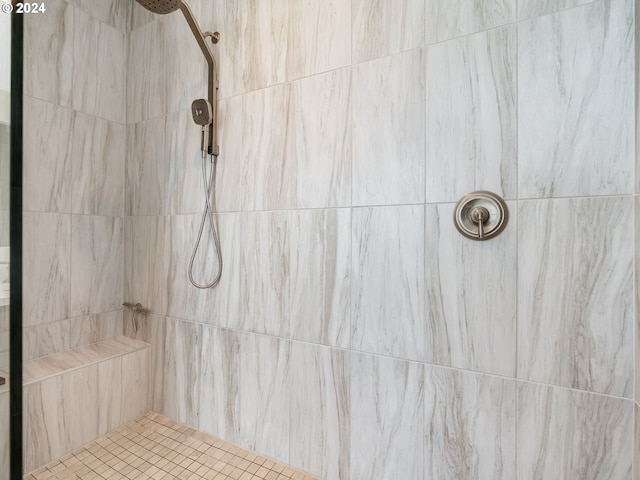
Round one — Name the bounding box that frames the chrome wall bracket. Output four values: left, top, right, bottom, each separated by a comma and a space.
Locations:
453, 191, 509, 241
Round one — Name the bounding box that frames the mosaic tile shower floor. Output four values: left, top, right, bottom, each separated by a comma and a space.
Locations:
25, 412, 319, 480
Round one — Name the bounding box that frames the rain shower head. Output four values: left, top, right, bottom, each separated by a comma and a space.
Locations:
134, 0, 181, 14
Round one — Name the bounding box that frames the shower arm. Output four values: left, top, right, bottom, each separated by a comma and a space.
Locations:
178, 2, 220, 156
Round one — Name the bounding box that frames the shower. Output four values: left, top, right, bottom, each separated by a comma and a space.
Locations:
134, 0, 223, 289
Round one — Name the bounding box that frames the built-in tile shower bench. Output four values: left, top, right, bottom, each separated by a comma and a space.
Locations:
22, 336, 150, 474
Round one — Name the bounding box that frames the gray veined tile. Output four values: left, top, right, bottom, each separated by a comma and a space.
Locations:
425, 202, 517, 377
425, 0, 515, 44
127, 19, 165, 124
286, 0, 351, 79
285, 69, 352, 209
23, 97, 73, 213
163, 319, 202, 427
425, 367, 516, 480
289, 343, 350, 480
351, 0, 424, 64
350, 353, 424, 480
425, 26, 516, 203
351, 205, 425, 361
213, 0, 288, 98
23, 213, 71, 327
517, 382, 633, 480
636, 197, 640, 402
67, 0, 130, 32
24, 0, 73, 106
125, 116, 167, 216
517, 0, 597, 20
290, 208, 351, 348
518, 0, 634, 198
70, 111, 125, 216
517, 197, 633, 397
70, 216, 124, 318
72, 9, 126, 123
352, 50, 426, 206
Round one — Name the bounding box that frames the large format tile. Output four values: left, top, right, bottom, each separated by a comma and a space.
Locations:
518, 0, 597, 20
289, 343, 350, 480
518, 0, 634, 198
425, 0, 515, 44
23, 97, 72, 213
67, 0, 129, 31
70, 111, 125, 216
350, 353, 424, 480
127, 19, 165, 124
517, 382, 633, 480
72, 9, 126, 123
125, 116, 167, 216
425, 202, 517, 376
425, 27, 516, 203
517, 198, 633, 397
352, 0, 424, 63
290, 209, 351, 348
23, 213, 70, 326
213, 0, 288, 97
285, 69, 352, 209
352, 50, 425, 206
286, 0, 351, 79
24, 0, 73, 106
24, 366, 99, 473
163, 319, 202, 427
351, 205, 425, 361
70, 216, 124, 317
425, 367, 516, 479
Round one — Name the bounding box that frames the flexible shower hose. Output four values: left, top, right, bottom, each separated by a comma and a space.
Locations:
188, 154, 223, 288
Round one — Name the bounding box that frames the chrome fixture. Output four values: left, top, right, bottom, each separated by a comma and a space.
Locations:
122, 302, 150, 333
454, 191, 509, 241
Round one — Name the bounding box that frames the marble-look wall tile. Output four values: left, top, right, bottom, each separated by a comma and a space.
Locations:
350, 353, 424, 480
212, 0, 288, 97
72, 9, 126, 123
518, 197, 633, 397
518, 0, 597, 20
127, 19, 165, 124
125, 116, 167, 216
635, 403, 640, 480
23, 322, 66, 361
289, 343, 350, 480
425, 27, 516, 203
24, 0, 73, 106
97, 357, 122, 437
425, 203, 516, 376
352, 0, 424, 64
425, 0, 515, 44
285, 69, 352, 209
217, 84, 289, 212
517, 382, 633, 480
23, 213, 70, 327
197, 326, 241, 445
236, 331, 290, 462
163, 319, 201, 427
0, 392, 7, 478
351, 205, 425, 361
287, 0, 351, 79
129, 0, 155, 32
352, 50, 425, 206
518, 0, 634, 198
166, 109, 206, 215
162, 13, 207, 114
68, 0, 130, 31
70, 111, 125, 216
120, 349, 151, 424
636, 196, 640, 402
425, 367, 516, 479
24, 365, 99, 473
290, 209, 351, 348
70, 216, 123, 318
23, 97, 72, 213
124, 216, 152, 309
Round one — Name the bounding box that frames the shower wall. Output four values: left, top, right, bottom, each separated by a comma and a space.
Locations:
126, 0, 636, 479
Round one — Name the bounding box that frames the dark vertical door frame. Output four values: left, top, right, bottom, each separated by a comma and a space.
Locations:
9, 4, 23, 479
